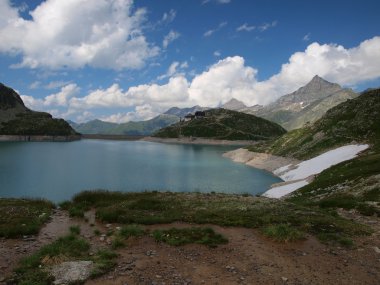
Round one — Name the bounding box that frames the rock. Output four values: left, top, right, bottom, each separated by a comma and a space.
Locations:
281, 277, 288, 282
374, 247, 380, 254
51, 261, 93, 285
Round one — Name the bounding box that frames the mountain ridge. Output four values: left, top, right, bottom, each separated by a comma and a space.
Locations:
153, 108, 287, 140
0, 83, 78, 137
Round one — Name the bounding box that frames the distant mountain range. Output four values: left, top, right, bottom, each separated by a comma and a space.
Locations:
70, 106, 209, 135
0, 83, 77, 137
153, 108, 286, 140
223, 75, 358, 130
70, 75, 358, 136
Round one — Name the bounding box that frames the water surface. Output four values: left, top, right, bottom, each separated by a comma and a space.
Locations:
0, 140, 282, 202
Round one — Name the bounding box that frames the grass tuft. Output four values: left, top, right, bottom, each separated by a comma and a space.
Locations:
153, 227, 228, 248
262, 224, 305, 242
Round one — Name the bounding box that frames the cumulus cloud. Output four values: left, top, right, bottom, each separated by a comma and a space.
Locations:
162, 30, 180, 48
0, 0, 159, 70
21, 37, 380, 122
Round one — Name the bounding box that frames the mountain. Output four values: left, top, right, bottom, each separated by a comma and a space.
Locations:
164, 105, 208, 118
71, 105, 210, 135
0, 83, 78, 137
250, 88, 380, 160
221, 98, 247, 111
72, 114, 179, 135
244, 75, 358, 130
153, 108, 286, 140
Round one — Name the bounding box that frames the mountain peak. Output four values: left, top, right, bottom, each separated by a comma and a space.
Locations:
222, 98, 247, 111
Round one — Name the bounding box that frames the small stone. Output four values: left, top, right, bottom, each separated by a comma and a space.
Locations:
374, 247, 380, 254
281, 277, 288, 282
156, 275, 162, 278
99, 236, 105, 241
106, 224, 112, 228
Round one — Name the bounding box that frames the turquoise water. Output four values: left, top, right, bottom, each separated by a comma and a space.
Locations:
0, 140, 282, 202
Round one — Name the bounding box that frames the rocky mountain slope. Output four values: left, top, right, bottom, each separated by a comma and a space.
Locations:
164, 105, 208, 118
251, 88, 380, 159
0, 83, 78, 136
221, 98, 247, 111
153, 108, 286, 140
243, 76, 358, 130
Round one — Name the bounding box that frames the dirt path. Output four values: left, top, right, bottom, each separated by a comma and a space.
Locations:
1, 211, 380, 285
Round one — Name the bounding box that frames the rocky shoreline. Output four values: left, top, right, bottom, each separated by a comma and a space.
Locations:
0, 135, 81, 142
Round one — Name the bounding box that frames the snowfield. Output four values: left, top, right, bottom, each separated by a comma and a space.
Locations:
263, 180, 309, 198
263, 144, 369, 198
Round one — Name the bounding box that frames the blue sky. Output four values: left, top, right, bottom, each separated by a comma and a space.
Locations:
1, 0, 380, 123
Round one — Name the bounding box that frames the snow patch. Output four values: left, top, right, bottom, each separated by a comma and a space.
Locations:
262, 144, 369, 198
263, 180, 309, 199
279, 144, 369, 181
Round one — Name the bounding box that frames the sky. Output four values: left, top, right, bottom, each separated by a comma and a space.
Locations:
0, 0, 380, 123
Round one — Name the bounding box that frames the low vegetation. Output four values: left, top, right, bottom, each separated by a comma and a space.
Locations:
64, 190, 371, 246
0, 198, 54, 238
153, 227, 228, 247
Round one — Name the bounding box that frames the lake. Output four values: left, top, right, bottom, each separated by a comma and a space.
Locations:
0, 140, 282, 203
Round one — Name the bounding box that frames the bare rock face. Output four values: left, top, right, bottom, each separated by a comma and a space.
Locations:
244, 75, 358, 130
222, 98, 247, 111
51, 261, 94, 284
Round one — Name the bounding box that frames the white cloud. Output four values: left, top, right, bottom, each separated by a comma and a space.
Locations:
202, 0, 231, 4
236, 23, 255, 32
21, 83, 80, 109
189, 56, 258, 106
0, 0, 159, 70
44, 83, 80, 106
163, 30, 180, 48
303, 33, 311, 41
21, 37, 380, 123
204, 21, 227, 37
258, 21, 277, 32
213, 50, 221, 57
157, 61, 188, 80
29, 81, 41, 89
160, 9, 176, 24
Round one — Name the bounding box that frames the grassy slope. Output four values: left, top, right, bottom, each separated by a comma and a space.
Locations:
249, 89, 380, 213
249, 89, 380, 160
0, 111, 78, 136
153, 108, 286, 140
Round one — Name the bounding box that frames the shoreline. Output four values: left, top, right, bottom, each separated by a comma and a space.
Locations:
0, 135, 81, 142
142, 136, 256, 146
224, 145, 369, 198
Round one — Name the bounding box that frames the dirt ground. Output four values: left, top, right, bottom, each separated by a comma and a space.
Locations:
1, 209, 379, 285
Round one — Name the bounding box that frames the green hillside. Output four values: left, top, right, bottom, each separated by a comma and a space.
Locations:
250, 88, 380, 159
0, 83, 78, 137
153, 108, 286, 140
250, 88, 380, 215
